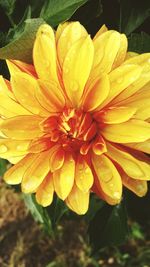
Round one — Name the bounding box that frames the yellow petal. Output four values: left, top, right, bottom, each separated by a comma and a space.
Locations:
124, 140, 150, 154
0, 139, 29, 159
4, 153, 38, 184
55, 22, 70, 42
63, 36, 94, 106
112, 34, 128, 68
82, 74, 110, 111
112, 53, 150, 103
0, 78, 31, 118
53, 153, 75, 200
11, 72, 49, 116
106, 143, 150, 180
101, 119, 150, 143
36, 79, 65, 113
104, 64, 142, 106
22, 150, 51, 193
6, 59, 37, 77
91, 31, 121, 79
0, 115, 42, 140
93, 24, 108, 40
92, 153, 122, 201
57, 21, 87, 67
0, 76, 15, 100
75, 155, 93, 192
119, 89, 150, 120
33, 24, 58, 83
66, 184, 89, 215
8, 155, 25, 164
94, 106, 136, 124
122, 172, 147, 197
36, 173, 54, 207
50, 148, 65, 172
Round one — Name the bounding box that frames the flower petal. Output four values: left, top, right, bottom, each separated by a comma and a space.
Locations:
36, 173, 54, 207
106, 143, 150, 180
0, 78, 31, 118
4, 153, 38, 185
53, 153, 75, 200
93, 24, 108, 40
122, 172, 147, 197
105, 64, 142, 105
82, 74, 110, 111
50, 148, 65, 172
95, 106, 136, 124
75, 155, 93, 192
33, 24, 58, 83
57, 21, 87, 67
0, 139, 30, 159
36, 79, 65, 113
66, 184, 89, 215
92, 153, 122, 202
22, 150, 51, 193
0, 76, 15, 100
101, 119, 150, 143
91, 31, 121, 79
0, 115, 42, 140
125, 140, 150, 154
6, 59, 37, 77
11, 72, 49, 116
63, 36, 94, 106
112, 34, 128, 68
112, 53, 150, 103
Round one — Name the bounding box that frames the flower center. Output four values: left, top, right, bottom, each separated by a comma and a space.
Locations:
41, 108, 106, 155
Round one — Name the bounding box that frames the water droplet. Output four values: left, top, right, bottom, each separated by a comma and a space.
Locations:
109, 183, 114, 188
113, 191, 120, 199
0, 144, 8, 153
16, 145, 23, 151
70, 81, 79, 92
64, 67, 69, 74
147, 58, 150, 64
116, 77, 124, 84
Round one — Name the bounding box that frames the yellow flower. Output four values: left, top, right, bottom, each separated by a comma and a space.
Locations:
1, 22, 150, 215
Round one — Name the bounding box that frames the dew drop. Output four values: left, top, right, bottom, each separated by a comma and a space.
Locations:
70, 81, 79, 92
0, 144, 8, 153
113, 191, 120, 199
64, 67, 69, 74
116, 77, 124, 84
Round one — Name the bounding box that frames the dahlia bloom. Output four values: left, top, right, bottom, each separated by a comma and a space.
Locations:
1, 22, 150, 214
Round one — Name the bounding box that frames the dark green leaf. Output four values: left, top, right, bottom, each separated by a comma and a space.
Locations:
0, 18, 45, 63
84, 194, 105, 223
0, 159, 7, 176
47, 196, 68, 227
23, 194, 52, 235
6, 6, 31, 43
119, 0, 150, 35
0, 0, 16, 16
40, 0, 88, 27
128, 32, 150, 53
88, 201, 129, 250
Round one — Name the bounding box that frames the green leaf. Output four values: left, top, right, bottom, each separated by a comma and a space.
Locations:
0, 0, 16, 16
128, 32, 150, 53
47, 196, 68, 227
0, 18, 45, 63
40, 0, 88, 27
0, 159, 7, 176
84, 194, 105, 223
88, 201, 129, 250
119, 0, 150, 35
23, 194, 52, 235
